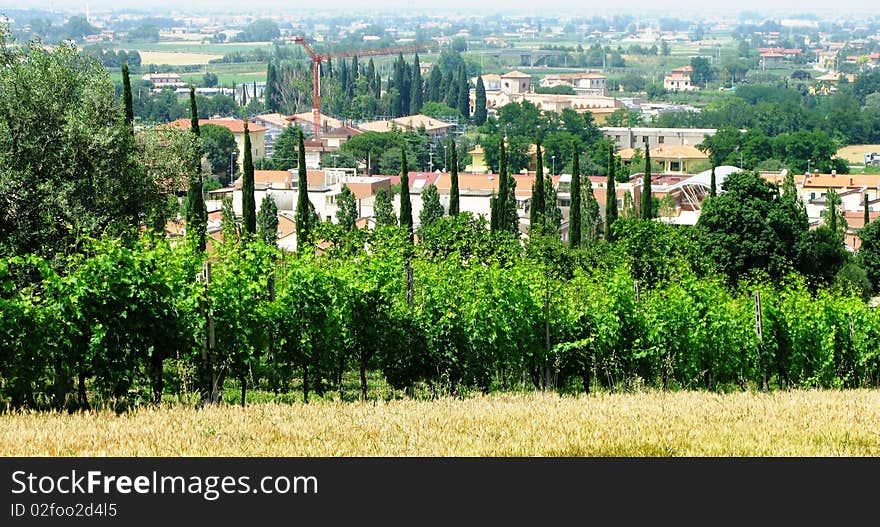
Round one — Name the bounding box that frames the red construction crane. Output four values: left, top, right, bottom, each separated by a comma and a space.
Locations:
291, 36, 427, 140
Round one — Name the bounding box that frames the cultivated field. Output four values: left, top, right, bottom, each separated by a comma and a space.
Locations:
140, 51, 224, 66
2, 390, 879, 456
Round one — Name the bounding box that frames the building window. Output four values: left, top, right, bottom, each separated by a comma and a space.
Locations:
670, 161, 681, 172
658, 136, 665, 144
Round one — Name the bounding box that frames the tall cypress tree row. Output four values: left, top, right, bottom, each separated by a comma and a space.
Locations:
443, 70, 456, 108
349, 55, 359, 98
569, 141, 582, 247
474, 76, 487, 126
605, 146, 618, 240
448, 136, 460, 216
241, 121, 257, 236
392, 54, 406, 117
491, 137, 510, 234
428, 65, 442, 102
456, 63, 470, 119
399, 143, 413, 238
530, 139, 546, 233
295, 129, 312, 253
641, 138, 653, 220
121, 63, 134, 128
410, 54, 423, 115
710, 164, 717, 198
186, 86, 207, 252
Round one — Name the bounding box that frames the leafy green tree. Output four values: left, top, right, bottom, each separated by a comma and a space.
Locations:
241, 122, 257, 236
374, 188, 397, 226
0, 42, 161, 261
474, 76, 487, 126
858, 220, 880, 291
336, 185, 358, 231
269, 124, 301, 170
690, 56, 714, 87
199, 124, 237, 180
419, 184, 444, 227
257, 194, 278, 247
697, 170, 810, 284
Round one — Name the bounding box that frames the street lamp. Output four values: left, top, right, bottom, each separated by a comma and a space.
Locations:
228, 151, 238, 185
551, 155, 556, 175
443, 144, 448, 171
807, 159, 812, 174
428, 151, 434, 172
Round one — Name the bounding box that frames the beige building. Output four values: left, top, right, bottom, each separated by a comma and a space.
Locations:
664, 65, 698, 92
357, 114, 455, 140
618, 144, 710, 174
168, 118, 268, 170
472, 69, 623, 124
539, 72, 607, 96
602, 127, 717, 150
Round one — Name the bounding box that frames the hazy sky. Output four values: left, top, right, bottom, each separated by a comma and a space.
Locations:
3, 0, 877, 18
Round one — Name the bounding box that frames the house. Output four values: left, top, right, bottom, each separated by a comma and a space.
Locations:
760, 52, 786, 69
167, 118, 268, 170
664, 73, 697, 92
618, 144, 710, 174
601, 127, 717, 151
539, 72, 607, 96
500, 70, 533, 94
357, 114, 455, 140
142, 73, 187, 91
250, 113, 292, 159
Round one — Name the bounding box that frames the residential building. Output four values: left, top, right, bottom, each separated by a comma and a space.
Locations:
167, 118, 268, 170
539, 72, 607, 96
251, 113, 291, 159
142, 73, 187, 91
357, 114, 455, 141
601, 127, 717, 151
618, 144, 710, 173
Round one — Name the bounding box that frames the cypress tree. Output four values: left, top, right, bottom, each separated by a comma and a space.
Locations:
474, 76, 487, 126
641, 138, 653, 220
530, 139, 546, 233
443, 70, 457, 108
583, 177, 601, 241
241, 121, 257, 236
240, 82, 247, 106
366, 58, 378, 98
865, 192, 871, 228
186, 86, 207, 252
189, 86, 200, 136
605, 146, 618, 240
295, 129, 312, 252
265, 62, 279, 112
410, 53, 423, 115
121, 63, 134, 128
428, 65, 442, 102
456, 63, 469, 119
257, 194, 278, 247
340, 60, 349, 100
399, 143, 413, 239
491, 137, 509, 233
349, 55, 359, 98
710, 164, 717, 197
448, 136, 460, 216
393, 54, 406, 117
569, 141, 582, 247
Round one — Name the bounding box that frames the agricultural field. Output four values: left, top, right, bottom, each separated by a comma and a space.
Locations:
140, 50, 224, 66
2, 390, 879, 456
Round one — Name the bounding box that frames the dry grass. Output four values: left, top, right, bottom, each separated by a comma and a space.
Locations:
140, 51, 224, 66
2, 390, 879, 456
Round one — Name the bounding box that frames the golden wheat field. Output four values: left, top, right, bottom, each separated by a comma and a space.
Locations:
2, 390, 879, 456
